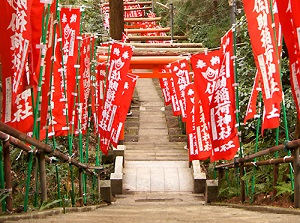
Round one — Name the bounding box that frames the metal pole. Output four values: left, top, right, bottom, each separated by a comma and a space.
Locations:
169, 3, 173, 43
293, 147, 300, 208
3, 138, 12, 212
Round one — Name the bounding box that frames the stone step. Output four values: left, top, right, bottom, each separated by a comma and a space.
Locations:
125, 142, 186, 147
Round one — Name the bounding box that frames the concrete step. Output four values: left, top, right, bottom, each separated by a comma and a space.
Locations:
123, 161, 192, 192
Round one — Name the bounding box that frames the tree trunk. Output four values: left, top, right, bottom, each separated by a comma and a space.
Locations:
109, 0, 124, 40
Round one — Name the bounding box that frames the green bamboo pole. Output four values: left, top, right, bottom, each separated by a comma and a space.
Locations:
251, 92, 262, 204
34, 159, 39, 207
42, 0, 62, 207
56, 6, 76, 206
76, 8, 87, 205
0, 143, 6, 211
269, 0, 294, 190
24, 4, 51, 212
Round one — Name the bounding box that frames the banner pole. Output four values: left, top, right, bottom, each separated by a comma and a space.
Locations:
24, 3, 51, 212
0, 143, 5, 211
44, 0, 62, 206
56, 6, 75, 207
251, 91, 262, 204
269, 0, 294, 190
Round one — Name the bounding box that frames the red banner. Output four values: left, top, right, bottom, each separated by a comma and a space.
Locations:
36, 1, 58, 139
159, 76, 172, 106
277, 0, 300, 120
91, 62, 106, 133
111, 73, 138, 147
191, 49, 221, 122
243, 0, 282, 117
77, 34, 92, 135
209, 30, 239, 161
163, 64, 181, 116
185, 84, 212, 161
0, 0, 34, 133
244, 71, 260, 124
170, 59, 191, 122
99, 42, 133, 155
51, 8, 81, 136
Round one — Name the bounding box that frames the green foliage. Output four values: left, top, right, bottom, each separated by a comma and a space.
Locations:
275, 182, 293, 197
39, 199, 62, 211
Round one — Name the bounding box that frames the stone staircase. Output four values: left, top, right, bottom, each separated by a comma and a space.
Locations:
123, 78, 192, 193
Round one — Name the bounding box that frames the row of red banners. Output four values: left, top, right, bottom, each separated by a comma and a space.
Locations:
159, 30, 239, 161
0, 1, 137, 156
1, 0, 300, 162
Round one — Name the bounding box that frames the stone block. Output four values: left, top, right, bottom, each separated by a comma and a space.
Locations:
192, 160, 206, 193
205, 180, 218, 203
100, 180, 112, 203
110, 172, 123, 196
114, 156, 124, 173
194, 173, 206, 193
113, 145, 125, 165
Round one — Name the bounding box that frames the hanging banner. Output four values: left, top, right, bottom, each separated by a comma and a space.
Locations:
159, 76, 172, 106
170, 59, 191, 122
36, 1, 58, 139
185, 84, 212, 161
164, 64, 181, 116
209, 30, 239, 161
111, 73, 138, 147
243, 0, 282, 117
51, 7, 81, 136
244, 71, 260, 124
99, 42, 133, 155
191, 49, 221, 122
277, 0, 300, 120
78, 34, 92, 135
124, 3, 144, 18
0, 0, 34, 133
91, 62, 106, 132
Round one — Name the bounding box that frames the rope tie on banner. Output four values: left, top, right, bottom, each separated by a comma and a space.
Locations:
16, 150, 23, 161
283, 155, 291, 163
68, 156, 72, 164
49, 157, 55, 164
3, 135, 10, 142
251, 161, 257, 167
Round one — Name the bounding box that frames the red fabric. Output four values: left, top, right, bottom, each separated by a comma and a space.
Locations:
0, 0, 34, 133
77, 34, 92, 135
51, 8, 81, 136
99, 42, 133, 155
28, 0, 44, 87
110, 73, 138, 147
169, 77, 181, 116
185, 84, 212, 161
169, 59, 191, 122
37, 1, 58, 139
243, 0, 282, 117
159, 76, 172, 106
91, 62, 106, 132
209, 30, 239, 162
191, 49, 221, 123
244, 71, 260, 124
277, 0, 300, 120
